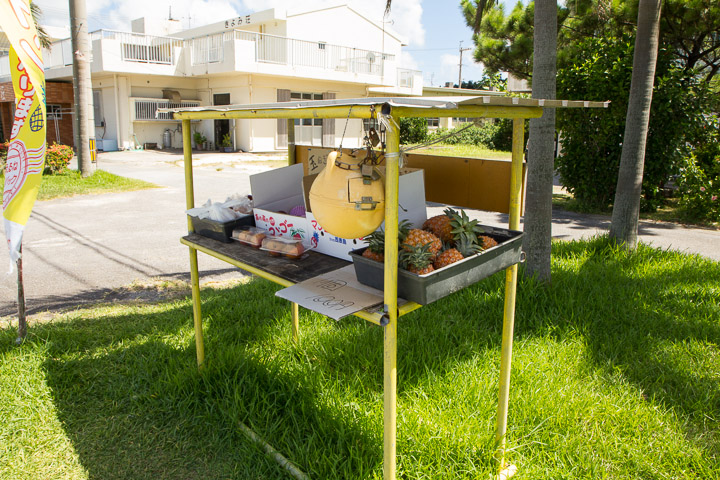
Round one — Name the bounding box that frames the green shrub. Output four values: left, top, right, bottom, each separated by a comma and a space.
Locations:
676, 115, 720, 223
556, 35, 708, 211
0, 141, 8, 172
399, 117, 428, 144
44, 143, 74, 174
427, 119, 524, 151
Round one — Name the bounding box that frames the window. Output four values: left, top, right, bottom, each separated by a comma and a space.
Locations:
47, 104, 63, 120
453, 117, 473, 124
93, 91, 103, 126
427, 118, 439, 128
363, 117, 378, 133
291, 92, 323, 126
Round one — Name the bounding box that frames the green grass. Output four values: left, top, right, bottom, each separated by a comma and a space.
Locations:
552, 194, 719, 229
406, 143, 512, 160
1, 237, 719, 479
30, 169, 157, 200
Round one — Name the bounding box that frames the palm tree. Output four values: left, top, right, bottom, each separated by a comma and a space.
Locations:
30, 1, 51, 49
609, 0, 663, 247
522, 0, 557, 282
459, 0, 557, 282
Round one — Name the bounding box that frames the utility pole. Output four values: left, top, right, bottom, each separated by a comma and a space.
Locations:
70, 0, 94, 177
458, 41, 471, 88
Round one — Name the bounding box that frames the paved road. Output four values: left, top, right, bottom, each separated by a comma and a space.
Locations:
1, 149, 717, 316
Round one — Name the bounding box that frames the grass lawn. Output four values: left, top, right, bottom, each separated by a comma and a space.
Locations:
0, 169, 159, 201
553, 194, 719, 229
406, 143, 512, 160
1, 237, 718, 479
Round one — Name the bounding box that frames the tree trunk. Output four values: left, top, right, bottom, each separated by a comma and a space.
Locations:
609, 0, 662, 248
70, 0, 93, 177
522, 0, 557, 282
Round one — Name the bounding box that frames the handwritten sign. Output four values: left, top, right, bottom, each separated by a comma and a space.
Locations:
275, 266, 383, 320
306, 148, 333, 175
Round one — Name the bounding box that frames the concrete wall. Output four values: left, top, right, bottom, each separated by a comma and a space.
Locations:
286, 5, 403, 55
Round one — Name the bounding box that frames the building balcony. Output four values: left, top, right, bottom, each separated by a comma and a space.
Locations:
187, 30, 397, 85
0, 29, 405, 88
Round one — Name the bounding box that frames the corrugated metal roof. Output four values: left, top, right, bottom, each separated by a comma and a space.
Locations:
164, 95, 608, 118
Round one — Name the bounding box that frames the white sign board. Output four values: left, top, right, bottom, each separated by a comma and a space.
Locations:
275, 266, 384, 320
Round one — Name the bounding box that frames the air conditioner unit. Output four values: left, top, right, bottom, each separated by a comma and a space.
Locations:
162, 89, 182, 101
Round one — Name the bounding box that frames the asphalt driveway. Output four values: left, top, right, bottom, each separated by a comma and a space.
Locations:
1, 149, 717, 317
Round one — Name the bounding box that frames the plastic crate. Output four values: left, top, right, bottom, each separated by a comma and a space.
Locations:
349, 226, 523, 305
190, 214, 255, 243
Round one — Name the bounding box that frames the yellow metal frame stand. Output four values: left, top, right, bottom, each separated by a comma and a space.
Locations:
174, 96, 604, 479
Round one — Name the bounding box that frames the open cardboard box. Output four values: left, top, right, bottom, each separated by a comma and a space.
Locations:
250, 163, 314, 244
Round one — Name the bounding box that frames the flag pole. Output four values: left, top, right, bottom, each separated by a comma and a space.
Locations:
16, 244, 27, 344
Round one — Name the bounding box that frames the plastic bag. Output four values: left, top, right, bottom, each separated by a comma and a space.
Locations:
221, 194, 253, 214
185, 194, 253, 221
207, 202, 237, 222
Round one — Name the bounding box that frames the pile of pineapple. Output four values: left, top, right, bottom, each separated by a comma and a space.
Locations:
361, 208, 498, 275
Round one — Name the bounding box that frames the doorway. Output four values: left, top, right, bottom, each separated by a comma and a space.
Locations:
213, 93, 230, 150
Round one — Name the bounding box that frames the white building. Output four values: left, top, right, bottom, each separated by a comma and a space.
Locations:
1, 4, 422, 152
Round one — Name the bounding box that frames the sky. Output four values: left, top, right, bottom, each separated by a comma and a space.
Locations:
32, 0, 520, 87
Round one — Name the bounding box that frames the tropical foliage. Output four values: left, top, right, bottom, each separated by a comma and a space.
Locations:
470, 0, 719, 214
556, 37, 710, 211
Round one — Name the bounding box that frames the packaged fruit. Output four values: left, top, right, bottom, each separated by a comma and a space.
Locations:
260, 236, 307, 259
231, 226, 267, 248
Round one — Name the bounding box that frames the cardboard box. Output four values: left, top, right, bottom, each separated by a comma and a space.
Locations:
303, 167, 428, 261
249, 163, 313, 243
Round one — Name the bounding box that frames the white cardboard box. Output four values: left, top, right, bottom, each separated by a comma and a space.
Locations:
249, 163, 313, 242
305, 167, 428, 261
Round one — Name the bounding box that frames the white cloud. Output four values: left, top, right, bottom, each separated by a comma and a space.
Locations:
431, 52, 484, 87
400, 51, 420, 71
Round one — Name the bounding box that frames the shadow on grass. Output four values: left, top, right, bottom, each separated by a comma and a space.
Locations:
1, 278, 390, 479
516, 237, 720, 441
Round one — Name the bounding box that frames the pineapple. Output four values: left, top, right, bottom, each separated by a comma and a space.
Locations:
434, 247, 463, 269
479, 235, 499, 250
435, 236, 482, 269
401, 229, 442, 259
401, 243, 435, 275
362, 228, 385, 262
422, 212, 453, 243
456, 236, 482, 257
449, 209, 485, 245
398, 219, 413, 243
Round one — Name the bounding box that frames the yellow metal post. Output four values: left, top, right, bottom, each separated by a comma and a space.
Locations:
494, 118, 525, 472
382, 115, 400, 480
291, 302, 300, 343
182, 119, 205, 369
287, 118, 296, 165
287, 118, 301, 343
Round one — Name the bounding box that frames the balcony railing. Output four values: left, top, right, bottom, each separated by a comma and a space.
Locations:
91, 30, 182, 65
191, 33, 225, 65
188, 30, 393, 76
133, 98, 201, 121
398, 68, 420, 88
43, 38, 73, 68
